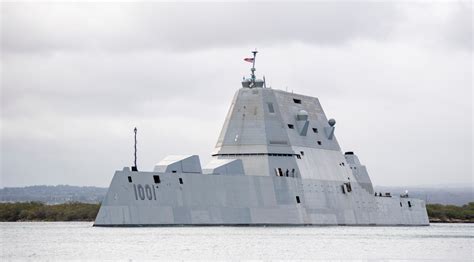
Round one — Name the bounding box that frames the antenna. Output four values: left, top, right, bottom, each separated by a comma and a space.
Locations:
132, 127, 138, 171
250, 49, 258, 86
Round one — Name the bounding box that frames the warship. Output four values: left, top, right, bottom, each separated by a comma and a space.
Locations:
94, 51, 429, 226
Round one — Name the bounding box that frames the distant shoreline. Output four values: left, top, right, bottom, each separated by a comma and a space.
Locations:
429, 219, 473, 223
0, 202, 99, 222
427, 203, 474, 223
1, 202, 473, 223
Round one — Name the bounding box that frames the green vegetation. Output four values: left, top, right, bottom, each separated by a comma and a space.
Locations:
0, 202, 100, 222
0, 202, 473, 222
427, 202, 474, 223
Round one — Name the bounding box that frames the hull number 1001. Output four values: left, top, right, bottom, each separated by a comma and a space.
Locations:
133, 184, 157, 201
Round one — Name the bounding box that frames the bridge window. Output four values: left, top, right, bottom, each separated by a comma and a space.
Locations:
153, 175, 161, 184
293, 98, 301, 104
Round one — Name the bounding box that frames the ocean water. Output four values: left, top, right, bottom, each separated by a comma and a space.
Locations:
1, 222, 472, 260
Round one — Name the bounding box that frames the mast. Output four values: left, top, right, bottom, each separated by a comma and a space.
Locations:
241, 50, 264, 88
250, 50, 257, 86
133, 127, 138, 171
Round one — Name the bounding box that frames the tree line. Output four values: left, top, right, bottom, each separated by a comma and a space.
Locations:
427, 202, 474, 222
0, 202, 99, 221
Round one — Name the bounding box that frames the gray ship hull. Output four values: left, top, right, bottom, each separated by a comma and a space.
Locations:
94, 170, 429, 226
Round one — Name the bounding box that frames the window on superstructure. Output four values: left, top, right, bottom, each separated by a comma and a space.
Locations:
296, 155, 301, 159
408, 201, 412, 208
296, 196, 301, 203
277, 168, 284, 176
312, 128, 318, 133
128, 176, 132, 183
317, 140, 322, 145
293, 98, 302, 104
267, 103, 275, 113
345, 182, 352, 192
179, 178, 183, 184
288, 124, 294, 129
153, 175, 161, 184
300, 151, 304, 156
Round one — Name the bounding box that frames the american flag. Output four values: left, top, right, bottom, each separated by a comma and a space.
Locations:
244, 58, 254, 63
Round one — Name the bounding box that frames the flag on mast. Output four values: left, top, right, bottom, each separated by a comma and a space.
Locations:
244, 58, 254, 63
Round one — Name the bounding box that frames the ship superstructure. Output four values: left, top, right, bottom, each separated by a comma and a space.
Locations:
94, 51, 429, 226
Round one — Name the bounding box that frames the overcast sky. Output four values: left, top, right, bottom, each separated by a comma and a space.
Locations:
1, 1, 472, 188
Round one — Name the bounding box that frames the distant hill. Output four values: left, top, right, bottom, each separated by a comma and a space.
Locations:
374, 186, 473, 206
0, 185, 107, 204
0, 185, 472, 206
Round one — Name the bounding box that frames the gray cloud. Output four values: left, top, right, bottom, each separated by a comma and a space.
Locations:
2, 2, 397, 52
4, 2, 470, 54
444, 2, 473, 50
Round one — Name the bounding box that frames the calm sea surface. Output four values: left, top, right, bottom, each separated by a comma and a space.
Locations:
1, 222, 473, 260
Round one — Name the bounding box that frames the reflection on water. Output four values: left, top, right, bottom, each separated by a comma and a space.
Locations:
1, 222, 473, 260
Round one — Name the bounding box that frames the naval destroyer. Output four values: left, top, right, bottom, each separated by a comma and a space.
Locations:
94, 51, 429, 226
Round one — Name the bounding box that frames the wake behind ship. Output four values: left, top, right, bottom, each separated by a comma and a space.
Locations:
94, 51, 429, 226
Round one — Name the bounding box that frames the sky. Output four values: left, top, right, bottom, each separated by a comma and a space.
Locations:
1, 1, 472, 188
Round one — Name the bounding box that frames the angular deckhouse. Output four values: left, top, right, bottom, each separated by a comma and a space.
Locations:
94, 51, 429, 226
